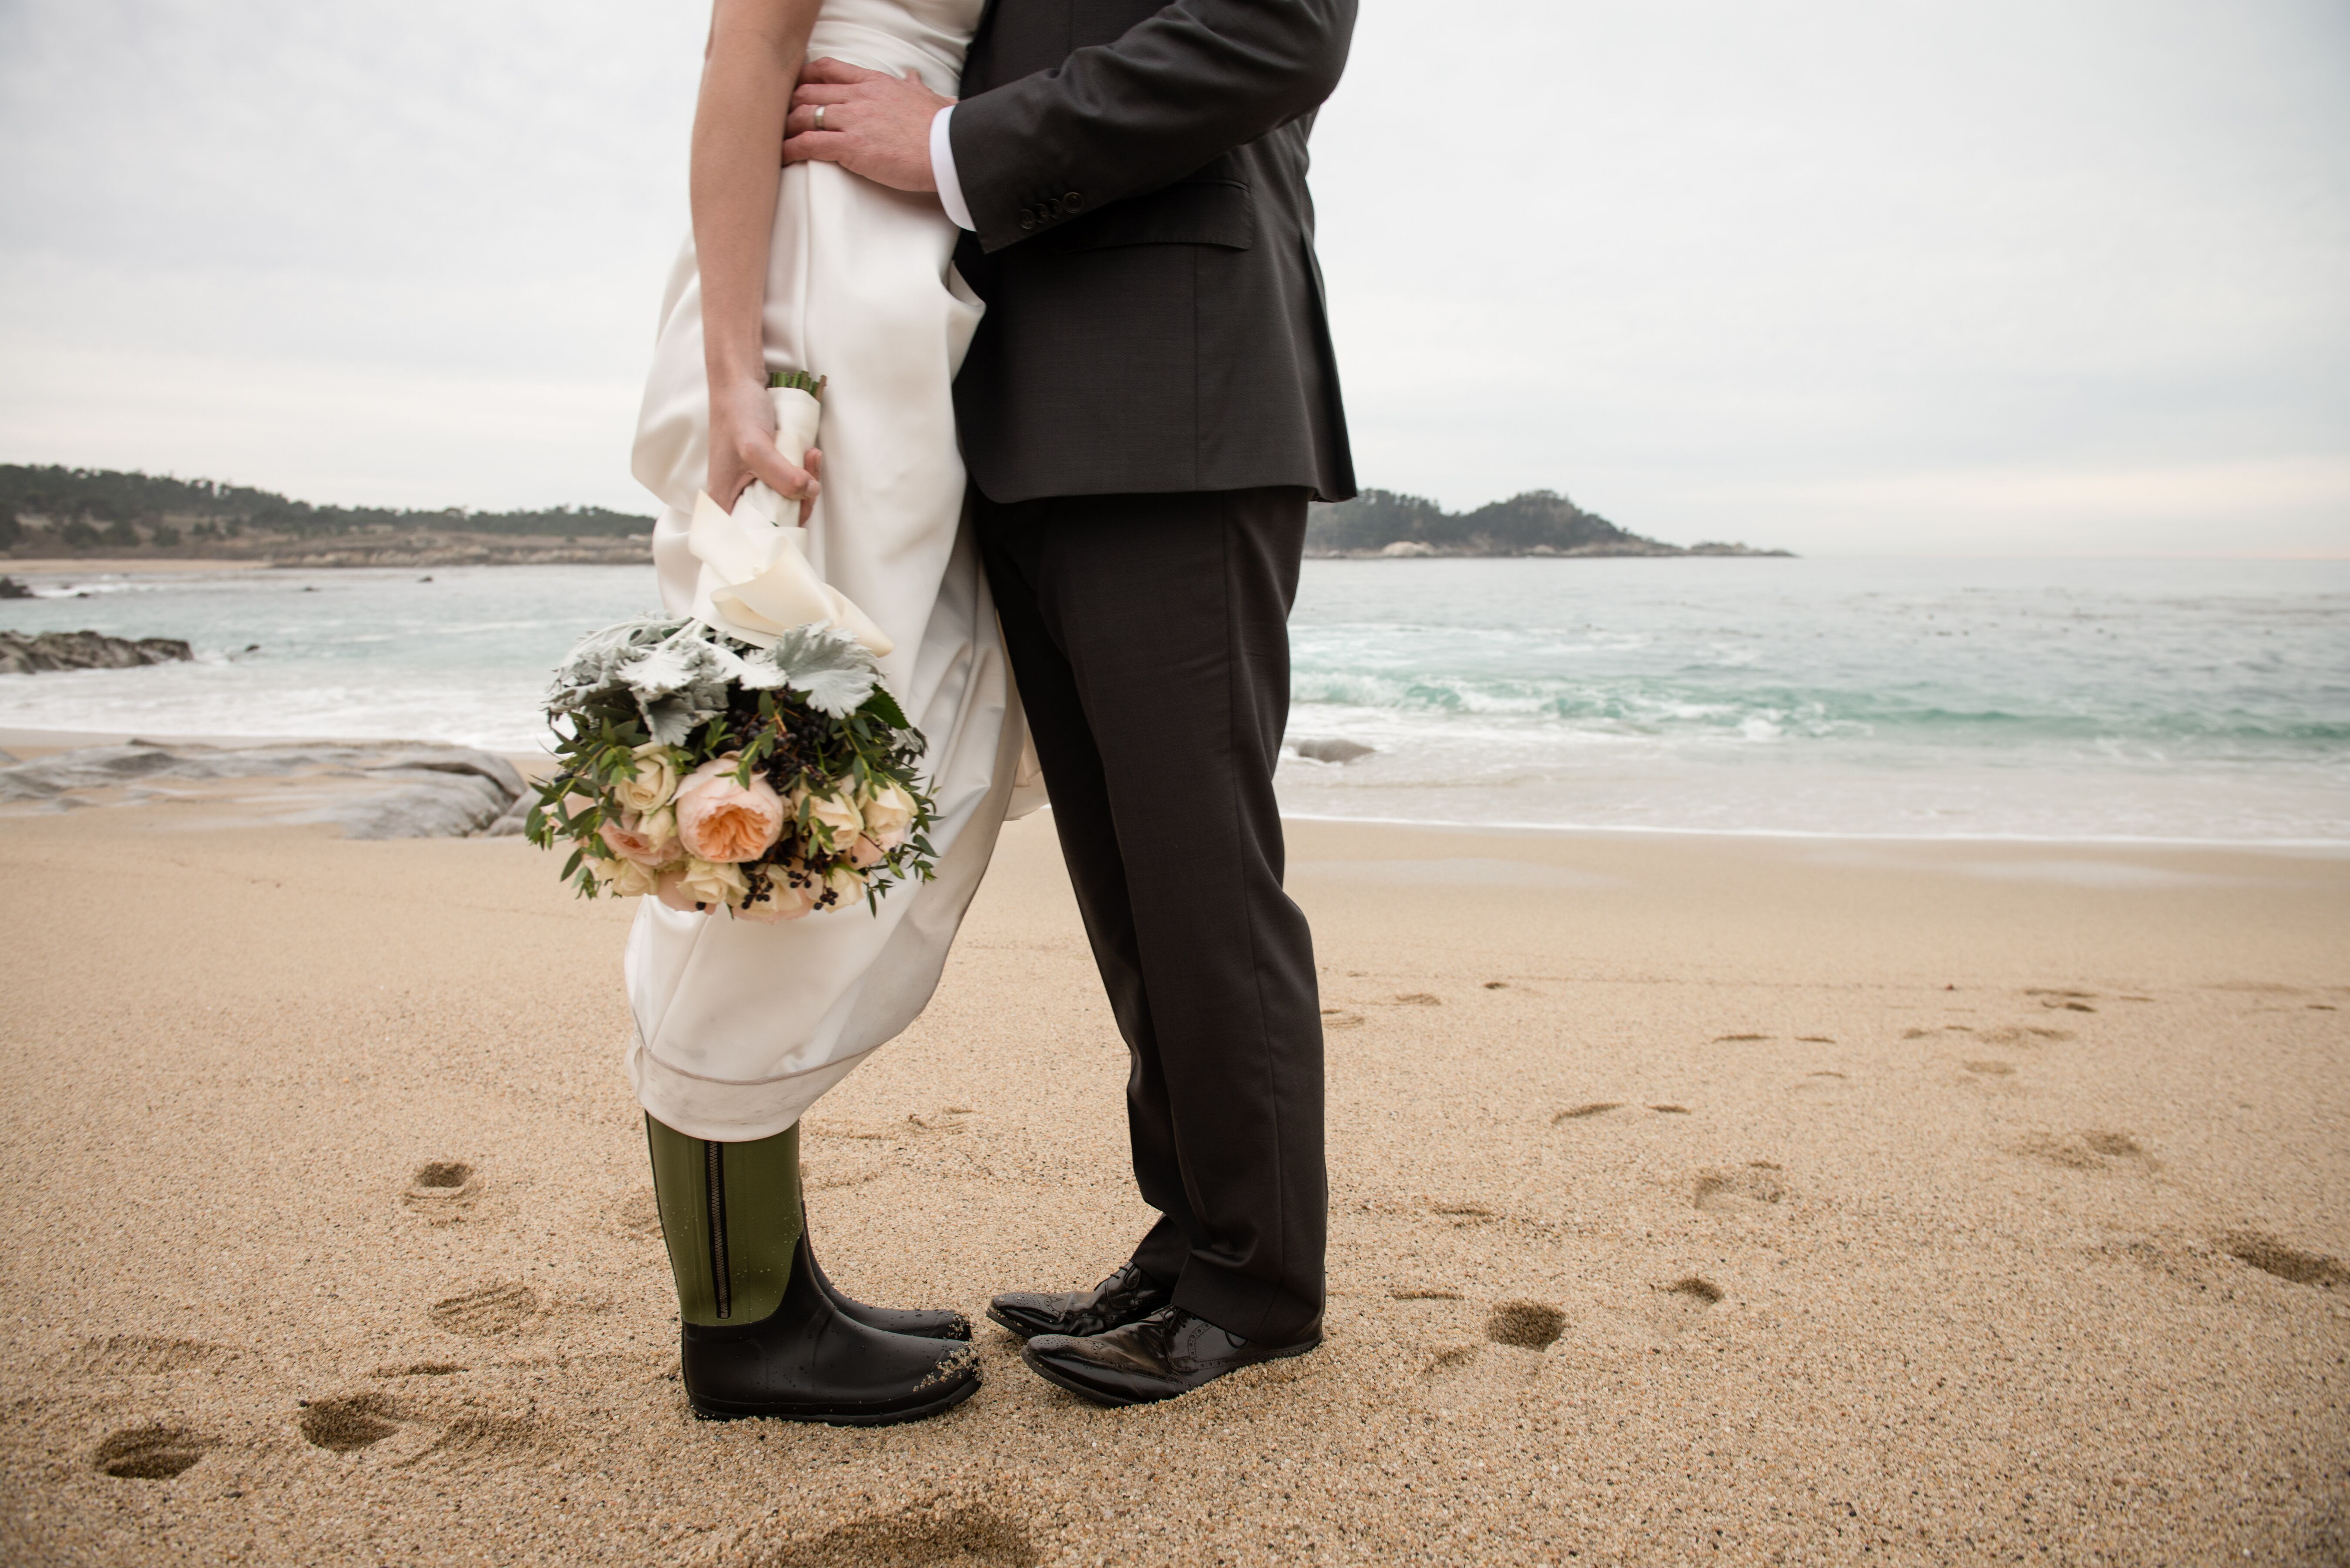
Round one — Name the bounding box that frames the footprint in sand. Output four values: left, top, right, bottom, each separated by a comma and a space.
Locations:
372, 1361, 467, 1379
1486, 1300, 1565, 1350
93, 1424, 215, 1481
1712, 1033, 1771, 1043
2217, 1231, 2350, 1290
1962, 1060, 2016, 1077
1645, 1276, 1725, 1341
427, 1283, 542, 1338
404, 1413, 551, 1468
1390, 1287, 1464, 1301
2025, 988, 2098, 1013
299, 1394, 406, 1454
750, 1500, 1037, 1568
1319, 1008, 1364, 1030
2018, 1131, 2150, 1171
58, 1335, 238, 1377
1392, 992, 1442, 1007
403, 1159, 480, 1223
1790, 1071, 1849, 1102
1552, 1102, 1623, 1123
1427, 1201, 1499, 1227
1693, 1163, 1789, 1213
1422, 1344, 1480, 1377
1648, 1103, 1692, 1115
1977, 1025, 2075, 1045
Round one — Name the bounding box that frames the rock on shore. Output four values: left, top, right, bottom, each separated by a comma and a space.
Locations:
0, 740, 528, 839
0, 630, 195, 674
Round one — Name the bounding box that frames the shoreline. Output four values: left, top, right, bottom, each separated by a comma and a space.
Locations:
6, 724, 2346, 856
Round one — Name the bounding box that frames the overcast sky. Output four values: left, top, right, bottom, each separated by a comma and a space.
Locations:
2, 0, 2345, 554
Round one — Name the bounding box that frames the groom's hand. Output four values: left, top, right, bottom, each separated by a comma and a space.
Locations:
784, 58, 948, 192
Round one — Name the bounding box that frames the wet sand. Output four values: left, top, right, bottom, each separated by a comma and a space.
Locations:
0, 787, 2345, 1565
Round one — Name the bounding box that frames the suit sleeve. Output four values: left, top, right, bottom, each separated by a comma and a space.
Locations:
948, 0, 1356, 254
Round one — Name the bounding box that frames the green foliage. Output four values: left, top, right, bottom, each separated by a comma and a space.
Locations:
1306, 487, 1650, 554
0, 464, 655, 541
60, 520, 99, 549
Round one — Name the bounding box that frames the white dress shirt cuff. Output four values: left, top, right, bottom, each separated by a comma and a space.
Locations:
930, 105, 975, 232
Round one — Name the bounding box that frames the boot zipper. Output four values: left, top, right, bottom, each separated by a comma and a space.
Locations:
705, 1139, 731, 1320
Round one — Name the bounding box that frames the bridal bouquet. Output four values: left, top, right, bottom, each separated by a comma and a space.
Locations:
526, 616, 937, 920
527, 369, 935, 920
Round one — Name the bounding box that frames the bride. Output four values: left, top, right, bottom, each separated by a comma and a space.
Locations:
622, 0, 1023, 1424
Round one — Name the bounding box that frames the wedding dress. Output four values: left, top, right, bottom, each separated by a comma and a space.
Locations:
625, 0, 1030, 1141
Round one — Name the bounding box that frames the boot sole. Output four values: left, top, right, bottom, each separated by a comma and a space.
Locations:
984, 1305, 1044, 1341
1019, 1335, 1321, 1409
687, 1367, 981, 1427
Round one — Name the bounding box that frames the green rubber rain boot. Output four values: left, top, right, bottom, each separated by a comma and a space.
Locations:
644, 1114, 979, 1424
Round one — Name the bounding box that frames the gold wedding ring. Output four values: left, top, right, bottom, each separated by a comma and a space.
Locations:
813, 104, 827, 131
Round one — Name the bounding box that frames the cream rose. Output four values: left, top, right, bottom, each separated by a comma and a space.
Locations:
848, 834, 887, 869
614, 742, 682, 814
819, 863, 868, 909
588, 854, 663, 898
657, 858, 749, 912
859, 781, 916, 851
736, 863, 819, 924
675, 756, 786, 864
598, 805, 678, 867
794, 784, 865, 851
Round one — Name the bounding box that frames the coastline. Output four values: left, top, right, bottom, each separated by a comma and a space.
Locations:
9, 725, 2347, 855
1, 769, 2343, 1562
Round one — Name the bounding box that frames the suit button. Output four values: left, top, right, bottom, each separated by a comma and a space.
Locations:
1064, 191, 1083, 212
1018, 212, 1036, 231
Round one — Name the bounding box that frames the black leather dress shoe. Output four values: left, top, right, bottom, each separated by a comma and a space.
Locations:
803, 1204, 971, 1341
682, 1230, 980, 1424
1019, 1305, 1321, 1407
987, 1262, 1172, 1341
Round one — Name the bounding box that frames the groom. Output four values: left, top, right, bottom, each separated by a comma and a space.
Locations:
786, 0, 1356, 1406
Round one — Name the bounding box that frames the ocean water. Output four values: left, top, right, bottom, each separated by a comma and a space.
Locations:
3, 556, 2344, 842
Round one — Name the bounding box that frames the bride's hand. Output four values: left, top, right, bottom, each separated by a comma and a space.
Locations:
707, 373, 821, 522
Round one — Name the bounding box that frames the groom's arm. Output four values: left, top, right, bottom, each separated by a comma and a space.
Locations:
950, 0, 1356, 252
784, 0, 1355, 252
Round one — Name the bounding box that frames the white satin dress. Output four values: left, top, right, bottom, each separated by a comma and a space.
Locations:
625, 0, 1034, 1142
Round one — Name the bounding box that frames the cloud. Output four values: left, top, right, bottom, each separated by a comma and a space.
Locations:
1, 0, 2345, 552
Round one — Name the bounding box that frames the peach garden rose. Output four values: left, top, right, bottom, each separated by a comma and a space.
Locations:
675, 755, 786, 864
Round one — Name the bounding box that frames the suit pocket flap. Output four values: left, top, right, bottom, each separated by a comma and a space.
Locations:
1041, 179, 1256, 254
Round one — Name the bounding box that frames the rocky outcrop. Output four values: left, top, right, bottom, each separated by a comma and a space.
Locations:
0, 630, 194, 674
0, 740, 528, 839
0, 576, 33, 599
1305, 488, 1794, 559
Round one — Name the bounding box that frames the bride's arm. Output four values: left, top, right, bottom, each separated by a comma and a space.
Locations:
695, 0, 824, 512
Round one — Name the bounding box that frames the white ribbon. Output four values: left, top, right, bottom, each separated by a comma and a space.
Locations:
687, 385, 894, 657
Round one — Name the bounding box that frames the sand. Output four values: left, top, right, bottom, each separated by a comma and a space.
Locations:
1, 771, 2346, 1565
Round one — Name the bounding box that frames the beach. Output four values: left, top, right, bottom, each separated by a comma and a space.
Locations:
1, 760, 2344, 1565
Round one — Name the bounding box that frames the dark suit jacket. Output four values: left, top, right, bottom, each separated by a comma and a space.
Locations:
948, 0, 1358, 505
